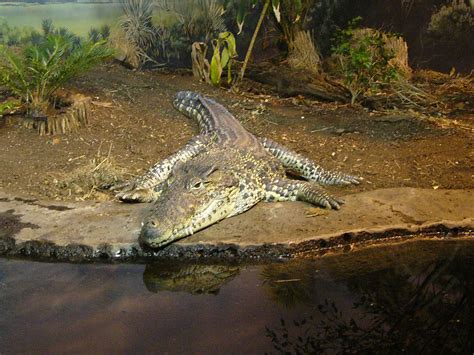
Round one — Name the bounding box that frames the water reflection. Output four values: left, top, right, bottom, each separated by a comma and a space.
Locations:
261, 260, 319, 308
0, 240, 472, 353
143, 261, 240, 294
264, 241, 474, 353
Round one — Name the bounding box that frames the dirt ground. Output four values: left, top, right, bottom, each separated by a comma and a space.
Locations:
0, 63, 472, 201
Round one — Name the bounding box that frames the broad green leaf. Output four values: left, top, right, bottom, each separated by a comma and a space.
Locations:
227, 59, 232, 84
210, 47, 222, 86
221, 47, 230, 69
221, 31, 237, 56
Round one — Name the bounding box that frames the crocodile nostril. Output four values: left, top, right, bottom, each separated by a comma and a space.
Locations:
148, 220, 157, 227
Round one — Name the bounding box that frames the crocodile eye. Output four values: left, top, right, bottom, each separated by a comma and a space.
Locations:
191, 181, 205, 190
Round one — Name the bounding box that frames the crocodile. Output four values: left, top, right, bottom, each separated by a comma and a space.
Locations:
112, 91, 361, 248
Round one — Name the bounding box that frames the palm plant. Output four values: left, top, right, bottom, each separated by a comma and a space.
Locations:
119, 0, 158, 68
0, 34, 114, 115
99, 24, 111, 41
88, 27, 101, 43
41, 19, 54, 36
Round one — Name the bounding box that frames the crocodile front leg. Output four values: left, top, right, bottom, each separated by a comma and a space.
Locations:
264, 178, 344, 210
259, 137, 361, 185
112, 135, 209, 202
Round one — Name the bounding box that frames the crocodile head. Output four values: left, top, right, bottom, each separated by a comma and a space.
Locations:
139, 158, 240, 249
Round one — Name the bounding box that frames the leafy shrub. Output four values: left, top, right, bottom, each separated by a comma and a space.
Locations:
0, 99, 20, 117
89, 25, 111, 44
331, 18, 400, 104
36, 19, 81, 48
0, 19, 34, 46
157, 0, 226, 43
111, 0, 228, 69
0, 34, 114, 115
153, 0, 227, 67
427, 0, 474, 49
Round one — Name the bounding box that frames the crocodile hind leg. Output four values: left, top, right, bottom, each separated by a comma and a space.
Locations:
264, 178, 344, 210
259, 137, 361, 185
111, 135, 209, 202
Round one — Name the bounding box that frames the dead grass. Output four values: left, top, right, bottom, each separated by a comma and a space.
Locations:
412, 69, 474, 115
390, 78, 439, 109
109, 26, 141, 69
384, 35, 411, 79
436, 72, 474, 96
413, 69, 452, 84
287, 31, 321, 75
55, 145, 129, 200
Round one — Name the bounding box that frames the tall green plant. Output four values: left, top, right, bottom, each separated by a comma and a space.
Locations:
191, 31, 237, 87
0, 34, 113, 114
210, 31, 237, 86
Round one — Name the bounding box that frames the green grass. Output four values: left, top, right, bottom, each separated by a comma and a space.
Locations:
0, 3, 123, 35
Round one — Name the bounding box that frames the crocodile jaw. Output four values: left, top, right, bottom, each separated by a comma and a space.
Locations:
139, 187, 238, 249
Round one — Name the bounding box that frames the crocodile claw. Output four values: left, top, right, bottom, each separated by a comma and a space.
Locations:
109, 181, 136, 192
322, 195, 344, 210
116, 188, 160, 203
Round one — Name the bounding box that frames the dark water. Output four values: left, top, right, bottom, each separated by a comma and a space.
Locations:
0, 240, 473, 353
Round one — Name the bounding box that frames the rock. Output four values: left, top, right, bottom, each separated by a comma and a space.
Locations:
0, 188, 472, 262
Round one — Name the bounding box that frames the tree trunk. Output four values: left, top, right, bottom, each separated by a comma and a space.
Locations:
238, 0, 270, 83
245, 63, 351, 103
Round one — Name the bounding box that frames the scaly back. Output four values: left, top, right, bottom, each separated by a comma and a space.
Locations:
173, 91, 262, 152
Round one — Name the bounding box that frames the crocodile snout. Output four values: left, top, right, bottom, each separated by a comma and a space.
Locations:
139, 220, 170, 248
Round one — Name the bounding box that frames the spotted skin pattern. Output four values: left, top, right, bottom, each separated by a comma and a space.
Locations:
113, 91, 361, 248
258, 137, 361, 185
112, 135, 211, 202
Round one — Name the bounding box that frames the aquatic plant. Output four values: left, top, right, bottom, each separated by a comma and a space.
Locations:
0, 34, 114, 116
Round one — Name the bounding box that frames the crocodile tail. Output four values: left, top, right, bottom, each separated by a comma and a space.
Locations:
173, 91, 214, 134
